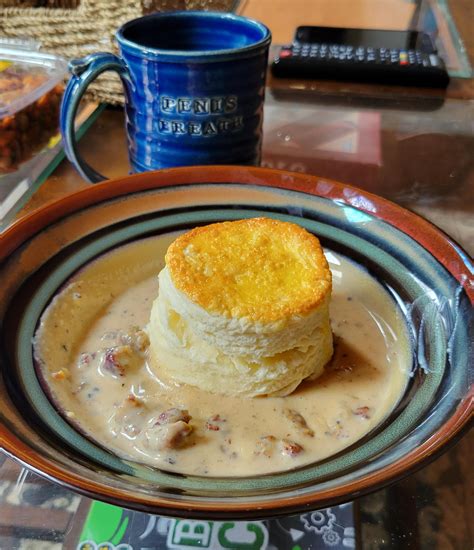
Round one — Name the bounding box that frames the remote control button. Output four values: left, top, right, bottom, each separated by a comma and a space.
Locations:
430, 54, 441, 66
399, 51, 408, 65
279, 49, 292, 58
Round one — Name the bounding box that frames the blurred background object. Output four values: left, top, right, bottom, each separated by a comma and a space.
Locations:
0, 0, 236, 104
0, 39, 100, 226
240, 0, 417, 41
239, 0, 472, 78
0, 47, 66, 174
1, 1, 471, 105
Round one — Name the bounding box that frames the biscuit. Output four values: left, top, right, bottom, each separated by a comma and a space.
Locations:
148, 218, 333, 397
166, 217, 331, 323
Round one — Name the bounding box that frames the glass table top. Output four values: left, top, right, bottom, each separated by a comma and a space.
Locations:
1, 84, 472, 549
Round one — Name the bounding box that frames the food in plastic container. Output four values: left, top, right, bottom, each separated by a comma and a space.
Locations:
0, 47, 67, 174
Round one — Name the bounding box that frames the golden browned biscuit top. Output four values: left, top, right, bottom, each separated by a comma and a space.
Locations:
165, 218, 332, 322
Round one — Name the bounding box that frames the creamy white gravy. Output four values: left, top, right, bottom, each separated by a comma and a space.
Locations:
34, 234, 411, 477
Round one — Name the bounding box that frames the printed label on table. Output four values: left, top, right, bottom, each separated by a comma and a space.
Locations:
76, 500, 357, 549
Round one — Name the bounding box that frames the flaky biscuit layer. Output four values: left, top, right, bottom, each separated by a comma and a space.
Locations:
148, 282, 333, 397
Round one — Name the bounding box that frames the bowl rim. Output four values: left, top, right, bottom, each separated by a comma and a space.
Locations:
0, 165, 472, 517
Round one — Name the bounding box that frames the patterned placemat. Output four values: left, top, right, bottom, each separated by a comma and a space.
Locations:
0, 456, 357, 550
76, 500, 357, 550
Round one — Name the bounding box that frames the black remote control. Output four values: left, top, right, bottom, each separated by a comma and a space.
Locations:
271, 27, 450, 88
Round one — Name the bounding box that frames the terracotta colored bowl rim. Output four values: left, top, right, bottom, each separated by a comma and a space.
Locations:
0, 166, 472, 518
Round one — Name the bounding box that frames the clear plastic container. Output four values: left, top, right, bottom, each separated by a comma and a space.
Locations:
0, 47, 67, 174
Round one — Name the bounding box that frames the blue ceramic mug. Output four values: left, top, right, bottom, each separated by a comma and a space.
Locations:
60, 11, 271, 183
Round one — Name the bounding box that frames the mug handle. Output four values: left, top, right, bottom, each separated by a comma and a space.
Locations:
60, 53, 132, 183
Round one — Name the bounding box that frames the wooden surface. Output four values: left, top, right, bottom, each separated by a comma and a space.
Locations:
238, 0, 417, 43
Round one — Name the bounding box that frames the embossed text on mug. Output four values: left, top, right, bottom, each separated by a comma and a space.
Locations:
158, 94, 244, 136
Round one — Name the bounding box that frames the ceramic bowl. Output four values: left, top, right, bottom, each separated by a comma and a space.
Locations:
0, 166, 472, 519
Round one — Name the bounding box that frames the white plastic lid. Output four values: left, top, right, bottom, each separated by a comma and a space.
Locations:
0, 47, 67, 119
